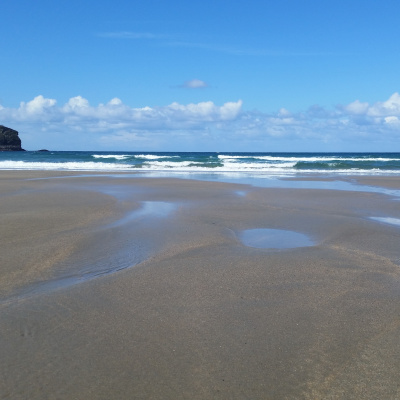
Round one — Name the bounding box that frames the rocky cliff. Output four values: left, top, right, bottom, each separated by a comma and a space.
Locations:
0, 125, 24, 151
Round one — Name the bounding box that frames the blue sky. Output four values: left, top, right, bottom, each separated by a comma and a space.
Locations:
1, 0, 400, 151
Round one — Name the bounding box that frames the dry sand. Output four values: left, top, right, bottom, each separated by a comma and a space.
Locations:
1, 171, 400, 399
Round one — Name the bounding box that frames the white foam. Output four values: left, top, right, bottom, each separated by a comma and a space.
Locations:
0, 160, 399, 175
218, 155, 400, 162
92, 154, 131, 160
135, 154, 179, 160
92, 154, 179, 161
222, 160, 297, 170
218, 155, 253, 160
0, 161, 134, 171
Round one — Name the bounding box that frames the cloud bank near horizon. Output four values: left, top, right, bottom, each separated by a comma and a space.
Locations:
0, 93, 399, 150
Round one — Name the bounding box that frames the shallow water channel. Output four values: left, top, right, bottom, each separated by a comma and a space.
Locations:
370, 217, 400, 227
1, 200, 176, 305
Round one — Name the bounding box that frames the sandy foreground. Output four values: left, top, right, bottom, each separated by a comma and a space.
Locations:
1, 171, 400, 399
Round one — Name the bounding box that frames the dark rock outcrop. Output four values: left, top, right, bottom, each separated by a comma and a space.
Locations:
0, 125, 24, 151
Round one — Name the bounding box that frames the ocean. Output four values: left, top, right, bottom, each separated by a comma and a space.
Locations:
1, 151, 400, 176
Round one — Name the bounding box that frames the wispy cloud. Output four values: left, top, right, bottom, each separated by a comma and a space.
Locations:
97, 31, 335, 57
97, 31, 163, 39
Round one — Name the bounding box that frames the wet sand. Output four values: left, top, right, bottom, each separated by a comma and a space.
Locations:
1, 171, 400, 399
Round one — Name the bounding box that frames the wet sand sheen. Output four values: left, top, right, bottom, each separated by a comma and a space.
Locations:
1, 171, 400, 399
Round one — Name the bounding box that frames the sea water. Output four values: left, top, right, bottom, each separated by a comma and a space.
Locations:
1, 151, 400, 175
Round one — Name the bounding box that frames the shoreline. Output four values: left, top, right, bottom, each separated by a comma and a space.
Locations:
1, 171, 400, 398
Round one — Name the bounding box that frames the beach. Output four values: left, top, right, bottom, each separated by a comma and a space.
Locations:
1, 171, 400, 399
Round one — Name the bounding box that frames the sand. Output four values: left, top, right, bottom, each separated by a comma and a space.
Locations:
1, 171, 400, 399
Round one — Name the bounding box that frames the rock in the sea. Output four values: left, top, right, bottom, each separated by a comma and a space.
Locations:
0, 125, 25, 151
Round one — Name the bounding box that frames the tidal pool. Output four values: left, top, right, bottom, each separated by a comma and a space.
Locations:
240, 228, 315, 249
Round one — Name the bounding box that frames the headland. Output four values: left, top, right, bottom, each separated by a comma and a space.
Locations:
0, 125, 24, 151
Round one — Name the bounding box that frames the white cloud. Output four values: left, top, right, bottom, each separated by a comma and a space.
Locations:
108, 98, 123, 106
21, 95, 57, 115
64, 96, 89, 111
367, 92, 400, 117
385, 116, 400, 125
343, 92, 400, 118
0, 93, 399, 150
344, 100, 369, 115
220, 100, 243, 120
166, 100, 242, 121
181, 79, 208, 89
0, 96, 242, 130
278, 108, 291, 117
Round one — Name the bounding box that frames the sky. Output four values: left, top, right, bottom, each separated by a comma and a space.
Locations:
1, 0, 400, 152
